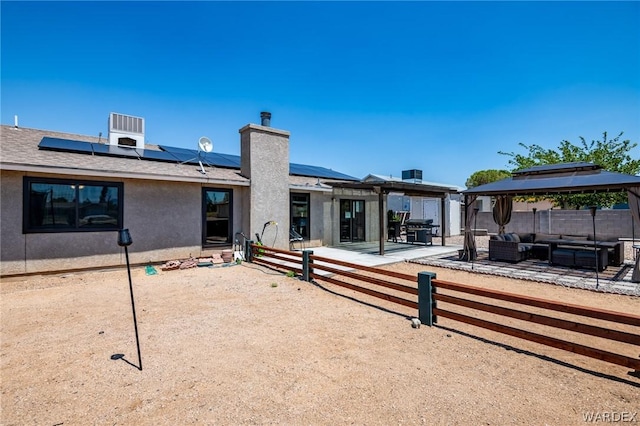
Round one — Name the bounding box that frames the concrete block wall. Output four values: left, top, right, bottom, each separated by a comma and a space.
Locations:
472, 209, 635, 238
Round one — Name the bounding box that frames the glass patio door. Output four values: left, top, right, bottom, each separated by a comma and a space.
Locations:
290, 193, 310, 239
340, 199, 365, 242
202, 188, 232, 246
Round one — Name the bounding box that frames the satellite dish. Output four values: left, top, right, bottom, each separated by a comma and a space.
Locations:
198, 136, 213, 153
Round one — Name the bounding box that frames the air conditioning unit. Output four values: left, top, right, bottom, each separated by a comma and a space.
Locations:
108, 112, 145, 149
402, 169, 422, 183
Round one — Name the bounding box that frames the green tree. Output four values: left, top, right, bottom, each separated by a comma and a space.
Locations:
465, 169, 511, 189
499, 132, 639, 208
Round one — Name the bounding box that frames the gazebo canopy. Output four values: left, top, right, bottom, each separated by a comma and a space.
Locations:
462, 162, 640, 196
458, 162, 640, 266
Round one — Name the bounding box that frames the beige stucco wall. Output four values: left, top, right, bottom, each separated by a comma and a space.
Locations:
1, 171, 27, 275
240, 124, 291, 250
0, 171, 245, 276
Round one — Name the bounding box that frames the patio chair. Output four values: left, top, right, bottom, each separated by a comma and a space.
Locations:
289, 227, 305, 251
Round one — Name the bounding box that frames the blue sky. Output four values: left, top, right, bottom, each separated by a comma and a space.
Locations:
2, 1, 639, 186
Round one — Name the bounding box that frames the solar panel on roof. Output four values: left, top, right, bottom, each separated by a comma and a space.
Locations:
39, 138, 358, 179
107, 145, 140, 159
201, 152, 240, 168
158, 145, 196, 154
90, 143, 110, 154
290, 163, 358, 180
159, 145, 241, 168
139, 149, 181, 162
39, 137, 95, 154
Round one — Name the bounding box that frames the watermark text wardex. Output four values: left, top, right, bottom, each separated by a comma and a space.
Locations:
583, 411, 637, 423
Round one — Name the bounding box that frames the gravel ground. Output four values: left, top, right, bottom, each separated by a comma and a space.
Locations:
1, 259, 639, 425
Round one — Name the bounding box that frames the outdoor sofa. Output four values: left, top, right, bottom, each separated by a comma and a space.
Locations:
488, 232, 624, 268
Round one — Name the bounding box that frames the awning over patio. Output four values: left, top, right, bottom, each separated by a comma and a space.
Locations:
327, 180, 460, 255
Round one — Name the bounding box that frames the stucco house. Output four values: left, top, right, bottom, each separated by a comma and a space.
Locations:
0, 112, 363, 276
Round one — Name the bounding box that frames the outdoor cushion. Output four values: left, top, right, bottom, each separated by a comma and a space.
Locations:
504, 233, 519, 242
519, 233, 534, 243
534, 233, 561, 243
491, 234, 505, 241
599, 235, 620, 242
563, 235, 588, 241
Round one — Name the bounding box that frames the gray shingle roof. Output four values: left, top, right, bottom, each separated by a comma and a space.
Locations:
1, 125, 249, 185
0, 125, 352, 188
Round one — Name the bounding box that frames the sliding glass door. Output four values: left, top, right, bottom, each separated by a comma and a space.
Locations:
339, 199, 365, 242
290, 193, 310, 239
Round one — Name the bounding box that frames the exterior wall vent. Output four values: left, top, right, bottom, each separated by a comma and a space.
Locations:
108, 112, 145, 149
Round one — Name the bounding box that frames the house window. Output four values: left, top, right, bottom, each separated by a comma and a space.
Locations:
23, 177, 123, 233
203, 188, 233, 246
290, 193, 310, 239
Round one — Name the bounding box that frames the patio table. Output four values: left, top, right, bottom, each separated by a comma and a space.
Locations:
545, 239, 612, 271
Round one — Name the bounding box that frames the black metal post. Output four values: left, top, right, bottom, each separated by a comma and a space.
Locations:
118, 229, 142, 371
302, 250, 314, 282
589, 207, 599, 289
633, 219, 636, 260
472, 207, 479, 269
532, 207, 537, 234
418, 272, 437, 326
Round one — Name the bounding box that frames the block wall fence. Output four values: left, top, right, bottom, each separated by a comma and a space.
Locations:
471, 209, 635, 238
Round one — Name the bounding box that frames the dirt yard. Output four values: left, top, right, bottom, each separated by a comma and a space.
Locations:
1, 260, 639, 425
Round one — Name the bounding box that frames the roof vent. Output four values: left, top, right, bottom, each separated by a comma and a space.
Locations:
260, 111, 271, 127
109, 112, 145, 149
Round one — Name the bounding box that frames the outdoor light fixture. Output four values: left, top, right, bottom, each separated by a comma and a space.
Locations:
118, 229, 132, 247
117, 228, 142, 370
589, 207, 599, 289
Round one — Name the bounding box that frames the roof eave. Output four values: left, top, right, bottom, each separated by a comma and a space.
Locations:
0, 162, 251, 186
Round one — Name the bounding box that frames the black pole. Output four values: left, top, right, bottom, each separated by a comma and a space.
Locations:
532, 207, 537, 234
472, 207, 479, 270
378, 190, 385, 256
118, 229, 142, 371
589, 207, 599, 289
633, 217, 636, 257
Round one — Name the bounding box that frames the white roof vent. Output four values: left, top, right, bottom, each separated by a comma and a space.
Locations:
108, 112, 145, 149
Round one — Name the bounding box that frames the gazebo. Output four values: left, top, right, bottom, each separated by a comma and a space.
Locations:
461, 162, 640, 280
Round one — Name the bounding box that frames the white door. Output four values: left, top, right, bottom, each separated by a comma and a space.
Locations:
423, 199, 440, 234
